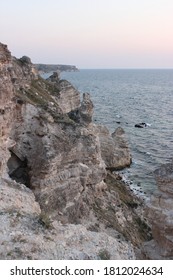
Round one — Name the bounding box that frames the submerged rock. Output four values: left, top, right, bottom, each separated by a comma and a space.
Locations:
135, 122, 147, 128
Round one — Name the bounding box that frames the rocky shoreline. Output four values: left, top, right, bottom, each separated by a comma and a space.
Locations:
0, 42, 172, 259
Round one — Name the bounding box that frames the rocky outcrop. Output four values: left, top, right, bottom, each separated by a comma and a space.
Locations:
97, 126, 132, 170
0, 42, 150, 260
46, 71, 81, 114
0, 43, 15, 176
56, 79, 81, 114
10, 105, 106, 223
79, 93, 94, 124
0, 178, 135, 260
142, 163, 173, 259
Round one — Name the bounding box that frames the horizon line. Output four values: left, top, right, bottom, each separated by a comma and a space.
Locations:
78, 67, 173, 70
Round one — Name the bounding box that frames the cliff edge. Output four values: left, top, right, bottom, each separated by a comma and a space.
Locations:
0, 43, 150, 259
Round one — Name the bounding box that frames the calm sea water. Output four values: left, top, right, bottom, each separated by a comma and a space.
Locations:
61, 69, 173, 195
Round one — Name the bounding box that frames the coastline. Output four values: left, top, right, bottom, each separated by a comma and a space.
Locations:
0, 42, 172, 259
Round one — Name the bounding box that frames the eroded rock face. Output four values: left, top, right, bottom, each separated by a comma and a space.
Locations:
58, 79, 80, 113
0, 43, 15, 176
143, 163, 173, 259
0, 43, 40, 178
9, 102, 107, 222
0, 42, 149, 260
97, 126, 132, 170
48, 78, 81, 114
79, 93, 94, 124
0, 178, 135, 260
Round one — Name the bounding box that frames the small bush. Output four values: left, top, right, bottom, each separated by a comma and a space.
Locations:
39, 212, 53, 229
98, 249, 111, 260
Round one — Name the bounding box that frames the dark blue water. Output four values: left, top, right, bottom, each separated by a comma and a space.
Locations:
61, 69, 173, 194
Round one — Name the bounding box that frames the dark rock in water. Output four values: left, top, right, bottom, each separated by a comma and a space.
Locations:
135, 122, 147, 128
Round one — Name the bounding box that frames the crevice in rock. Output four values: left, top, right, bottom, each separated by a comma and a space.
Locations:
68, 109, 80, 123
7, 150, 31, 188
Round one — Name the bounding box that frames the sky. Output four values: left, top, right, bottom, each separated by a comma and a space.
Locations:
0, 0, 173, 69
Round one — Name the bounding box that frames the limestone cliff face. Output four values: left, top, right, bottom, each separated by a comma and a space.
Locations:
0, 43, 150, 259
0, 43, 15, 176
0, 177, 135, 260
97, 126, 132, 170
47, 71, 80, 114
10, 104, 107, 223
143, 163, 173, 259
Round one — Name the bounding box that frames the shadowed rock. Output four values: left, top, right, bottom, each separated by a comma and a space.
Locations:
143, 162, 173, 259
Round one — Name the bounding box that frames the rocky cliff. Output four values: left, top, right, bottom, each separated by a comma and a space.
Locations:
0, 43, 14, 177
142, 163, 173, 259
0, 42, 151, 259
35, 64, 79, 73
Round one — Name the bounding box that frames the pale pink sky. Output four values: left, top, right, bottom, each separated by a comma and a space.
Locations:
1, 0, 173, 68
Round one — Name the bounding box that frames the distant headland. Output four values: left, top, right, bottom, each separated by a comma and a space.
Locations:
35, 63, 79, 73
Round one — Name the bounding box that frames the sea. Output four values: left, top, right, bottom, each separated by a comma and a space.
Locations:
60, 69, 173, 197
